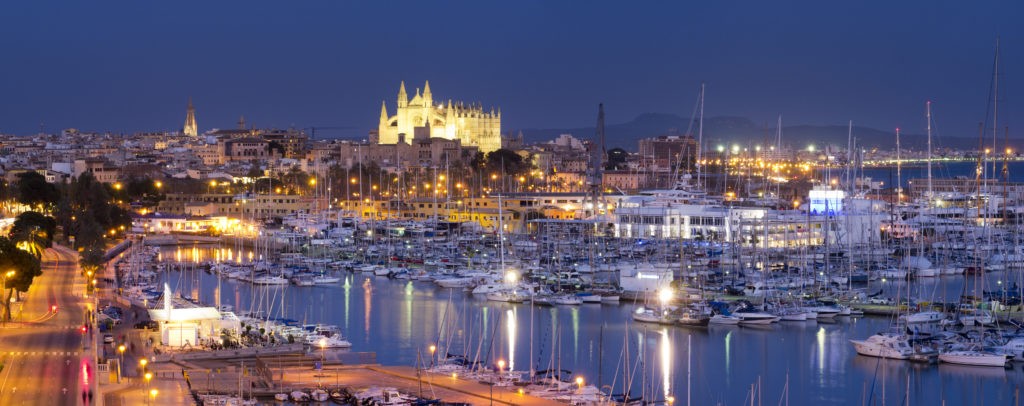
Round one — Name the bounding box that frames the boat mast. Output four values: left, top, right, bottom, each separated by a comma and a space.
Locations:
926, 102, 933, 205
697, 83, 705, 189
895, 128, 902, 205
992, 37, 1000, 176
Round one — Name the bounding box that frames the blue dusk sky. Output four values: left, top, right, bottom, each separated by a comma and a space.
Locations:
0, 1, 1021, 140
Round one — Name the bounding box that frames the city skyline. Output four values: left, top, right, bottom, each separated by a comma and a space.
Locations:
1, 1, 1022, 140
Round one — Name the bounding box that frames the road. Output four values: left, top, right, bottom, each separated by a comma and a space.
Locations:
0, 245, 96, 406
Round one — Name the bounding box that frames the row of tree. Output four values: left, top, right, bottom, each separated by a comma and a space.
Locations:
1, 171, 134, 321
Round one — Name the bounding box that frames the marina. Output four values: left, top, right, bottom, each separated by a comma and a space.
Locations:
131, 240, 1024, 405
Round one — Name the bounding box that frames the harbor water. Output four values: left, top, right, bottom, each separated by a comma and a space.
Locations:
157, 247, 1022, 405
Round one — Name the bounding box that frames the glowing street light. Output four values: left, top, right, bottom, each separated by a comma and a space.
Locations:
117, 344, 126, 382
658, 288, 673, 306
144, 371, 154, 404
1, 271, 14, 325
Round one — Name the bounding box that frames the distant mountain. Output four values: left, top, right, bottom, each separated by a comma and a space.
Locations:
518, 113, 978, 151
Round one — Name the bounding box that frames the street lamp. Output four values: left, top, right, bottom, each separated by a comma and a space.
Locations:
139, 358, 148, 376
574, 376, 584, 404
117, 344, 126, 382
2, 270, 13, 325
428, 345, 436, 367
144, 371, 153, 404
148, 388, 158, 405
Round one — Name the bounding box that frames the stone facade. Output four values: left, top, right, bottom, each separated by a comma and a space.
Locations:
377, 81, 501, 153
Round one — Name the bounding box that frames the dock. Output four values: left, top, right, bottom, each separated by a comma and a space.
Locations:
184, 363, 565, 405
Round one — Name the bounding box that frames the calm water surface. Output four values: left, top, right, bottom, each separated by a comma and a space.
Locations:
158, 248, 1023, 405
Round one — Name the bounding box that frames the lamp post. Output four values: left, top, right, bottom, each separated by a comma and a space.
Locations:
117, 344, 126, 383
574, 376, 584, 404
144, 371, 153, 405
2, 270, 13, 326
428, 345, 436, 367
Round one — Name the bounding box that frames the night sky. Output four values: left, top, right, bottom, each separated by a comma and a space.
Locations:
0, 1, 1021, 140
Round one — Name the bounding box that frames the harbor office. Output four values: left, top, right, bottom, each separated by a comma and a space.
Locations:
148, 305, 241, 348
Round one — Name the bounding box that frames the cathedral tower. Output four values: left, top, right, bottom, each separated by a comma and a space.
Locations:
183, 97, 197, 137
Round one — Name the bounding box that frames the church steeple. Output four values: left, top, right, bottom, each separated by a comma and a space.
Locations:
183, 97, 197, 137
379, 100, 388, 124
423, 81, 433, 106
397, 81, 408, 108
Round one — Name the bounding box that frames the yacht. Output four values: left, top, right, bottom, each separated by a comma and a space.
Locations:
312, 274, 342, 284
709, 314, 741, 325
252, 275, 289, 285
552, 294, 583, 305
849, 333, 926, 360
486, 290, 529, 303
992, 337, 1024, 361
632, 307, 675, 325
305, 334, 352, 348
735, 311, 780, 325
938, 350, 1010, 367
900, 310, 946, 324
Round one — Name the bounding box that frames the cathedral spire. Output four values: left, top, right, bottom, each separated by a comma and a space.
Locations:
397, 81, 408, 108
423, 81, 432, 106
379, 100, 388, 124
183, 97, 197, 137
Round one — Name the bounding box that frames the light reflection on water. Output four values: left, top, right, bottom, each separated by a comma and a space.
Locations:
157, 247, 1024, 405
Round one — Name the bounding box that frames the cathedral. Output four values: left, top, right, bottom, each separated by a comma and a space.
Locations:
377, 81, 502, 153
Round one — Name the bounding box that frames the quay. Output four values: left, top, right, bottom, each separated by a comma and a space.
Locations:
849, 303, 1024, 323
182, 363, 564, 406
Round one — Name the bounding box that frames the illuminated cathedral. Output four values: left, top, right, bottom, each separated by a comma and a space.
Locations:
377, 81, 502, 153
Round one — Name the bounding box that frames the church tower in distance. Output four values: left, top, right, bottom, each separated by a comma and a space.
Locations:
183, 97, 198, 137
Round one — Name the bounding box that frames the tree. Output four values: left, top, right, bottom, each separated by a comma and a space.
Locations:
0, 236, 42, 321
9, 211, 56, 256
484, 149, 530, 177
15, 171, 59, 210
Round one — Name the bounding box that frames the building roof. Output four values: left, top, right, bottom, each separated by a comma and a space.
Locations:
148, 306, 222, 322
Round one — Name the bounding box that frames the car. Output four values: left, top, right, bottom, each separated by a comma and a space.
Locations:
103, 334, 114, 344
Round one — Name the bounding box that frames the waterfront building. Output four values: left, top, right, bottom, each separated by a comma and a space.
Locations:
133, 213, 239, 234
157, 192, 317, 220
612, 184, 885, 248
637, 134, 698, 172
907, 177, 1024, 204
376, 81, 502, 153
